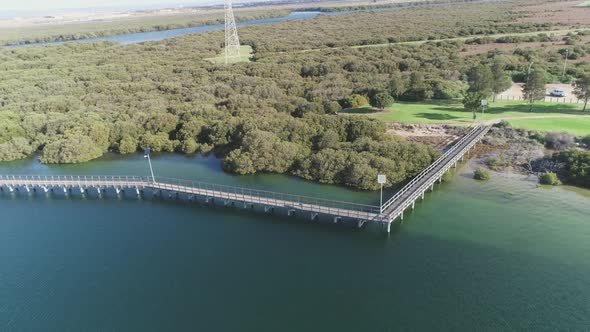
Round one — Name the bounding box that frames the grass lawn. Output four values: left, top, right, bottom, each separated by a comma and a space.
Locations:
577, 1, 590, 7
342, 100, 590, 135
508, 118, 590, 136
206, 45, 253, 64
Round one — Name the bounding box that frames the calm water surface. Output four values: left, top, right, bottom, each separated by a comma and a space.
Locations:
1, 154, 589, 331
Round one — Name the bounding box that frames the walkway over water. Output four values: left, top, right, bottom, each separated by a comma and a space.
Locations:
0, 174, 381, 225
380, 125, 491, 232
0, 125, 490, 232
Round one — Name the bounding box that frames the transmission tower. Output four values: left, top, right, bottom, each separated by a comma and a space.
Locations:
224, 0, 241, 64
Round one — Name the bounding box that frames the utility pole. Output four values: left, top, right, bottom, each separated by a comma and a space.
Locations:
224, 0, 241, 64
562, 49, 569, 78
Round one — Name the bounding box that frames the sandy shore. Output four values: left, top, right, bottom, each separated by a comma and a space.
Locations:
0, 7, 213, 29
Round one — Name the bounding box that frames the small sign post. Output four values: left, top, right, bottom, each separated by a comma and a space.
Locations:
481, 99, 488, 114
378, 175, 387, 213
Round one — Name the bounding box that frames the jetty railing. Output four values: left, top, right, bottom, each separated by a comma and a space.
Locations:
380, 125, 483, 212
383, 125, 490, 222
0, 174, 381, 220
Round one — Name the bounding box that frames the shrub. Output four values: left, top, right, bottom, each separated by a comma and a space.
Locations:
0, 137, 34, 162
545, 132, 575, 150
529, 132, 546, 145
473, 167, 491, 181
553, 150, 590, 188
342, 94, 369, 108
539, 172, 560, 185
118, 136, 138, 154
40, 134, 104, 164
432, 80, 464, 99
441, 171, 454, 182
494, 120, 511, 128
370, 92, 394, 108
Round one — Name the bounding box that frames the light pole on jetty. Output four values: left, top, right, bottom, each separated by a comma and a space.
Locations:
378, 174, 386, 214
144, 149, 155, 183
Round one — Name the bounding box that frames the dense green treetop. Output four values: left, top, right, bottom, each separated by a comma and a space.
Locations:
0, 0, 588, 189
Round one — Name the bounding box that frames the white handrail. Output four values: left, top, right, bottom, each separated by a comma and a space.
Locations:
382, 125, 490, 221
0, 173, 382, 218
381, 125, 483, 211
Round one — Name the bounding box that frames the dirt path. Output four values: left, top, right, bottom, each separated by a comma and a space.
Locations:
287, 28, 590, 55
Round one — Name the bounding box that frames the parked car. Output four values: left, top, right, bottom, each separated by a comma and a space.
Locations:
549, 89, 566, 97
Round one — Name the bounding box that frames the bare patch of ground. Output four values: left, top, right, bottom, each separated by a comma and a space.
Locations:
460, 35, 590, 57
496, 83, 581, 103
517, 0, 590, 26
387, 123, 466, 150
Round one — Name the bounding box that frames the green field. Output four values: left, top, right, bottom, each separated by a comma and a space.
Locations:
206, 45, 253, 64
577, 1, 590, 7
508, 118, 590, 136
343, 100, 590, 135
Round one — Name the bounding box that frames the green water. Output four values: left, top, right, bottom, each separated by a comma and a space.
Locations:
1, 154, 589, 331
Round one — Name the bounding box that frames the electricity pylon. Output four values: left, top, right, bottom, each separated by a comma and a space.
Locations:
224, 0, 241, 64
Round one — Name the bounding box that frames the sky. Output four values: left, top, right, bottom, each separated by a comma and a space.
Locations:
0, 0, 216, 13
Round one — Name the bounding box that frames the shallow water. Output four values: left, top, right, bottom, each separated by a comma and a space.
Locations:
1, 155, 589, 331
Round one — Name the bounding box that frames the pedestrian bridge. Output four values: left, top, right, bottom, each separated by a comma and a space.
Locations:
0, 125, 491, 233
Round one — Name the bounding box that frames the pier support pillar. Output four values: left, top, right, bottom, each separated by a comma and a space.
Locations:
421, 191, 425, 200
411, 201, 415, 210
357, 220, 366, 228
333, 216, 341, 224
386, 222, 391, 234
431, 183, 434, 192
401, 211, 404, 221
311, 212, 318, 221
